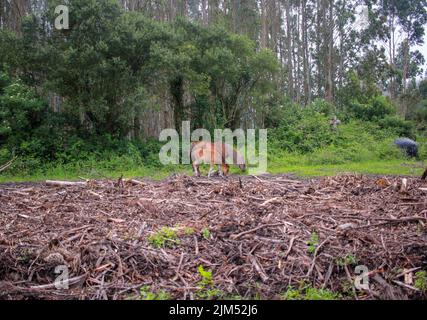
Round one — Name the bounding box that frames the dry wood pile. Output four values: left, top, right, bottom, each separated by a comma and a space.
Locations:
0, 174, 426, 300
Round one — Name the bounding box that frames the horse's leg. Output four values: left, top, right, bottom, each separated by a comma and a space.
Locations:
192, 163, 200, 177
221, 164, 229, 177
218, 164, 224, 177
208, 163, 216, 178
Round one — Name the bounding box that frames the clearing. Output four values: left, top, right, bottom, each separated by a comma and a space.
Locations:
0, 174, 426, 300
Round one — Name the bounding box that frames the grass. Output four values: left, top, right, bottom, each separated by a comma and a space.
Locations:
137, 285, 171, 300
307, 232, 319, 255
281, 285, 341, 300
415, 271, 427, 292
0, 156, 425, 183
147, 227, 180, 248
268, 159, 425, 177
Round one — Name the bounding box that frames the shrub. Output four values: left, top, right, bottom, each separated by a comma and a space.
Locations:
348, 96, 395, 121
270, 108, 334, 153
378, 116, 414, 138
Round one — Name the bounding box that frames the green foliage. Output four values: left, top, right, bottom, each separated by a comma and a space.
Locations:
281, 284, 340, 300
348, 96, 396, 122
148, 227, 179, 248
183, 227, 195, 236
0, 76, 46, 147
281, 288, 303, 300
202, 228, 211, 240
337, 71, 381, 108
410, 99, 427, 130
378, 116, 414, 138
196, 265, 224, 300
304, 287, 341, 300
415, 271, 427, 292
336, 255, 359, 267
198, 265, 214, 287
307, 232, 319, 255
139, 285, 171, 300
0, 1, 426, 183
269, 104, 335, 153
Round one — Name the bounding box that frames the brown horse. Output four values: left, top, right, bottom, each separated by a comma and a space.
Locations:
190, 141, 246, 177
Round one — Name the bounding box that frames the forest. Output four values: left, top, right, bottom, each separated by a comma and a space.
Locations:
0, 0, 426, 180
1, 0, 427, 302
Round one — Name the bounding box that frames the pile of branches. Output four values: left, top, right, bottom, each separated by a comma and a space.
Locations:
0, 174, 426, 300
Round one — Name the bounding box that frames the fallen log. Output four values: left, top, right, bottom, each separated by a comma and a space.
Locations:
0, 157, 16, 173
400, 178, 408, 193
124, 178, 145, 186
45, 180, 87, 187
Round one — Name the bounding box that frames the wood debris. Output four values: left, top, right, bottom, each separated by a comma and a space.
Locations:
0, 174, 426, 300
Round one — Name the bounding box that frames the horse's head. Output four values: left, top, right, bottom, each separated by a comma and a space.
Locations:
238, 163, 247, 171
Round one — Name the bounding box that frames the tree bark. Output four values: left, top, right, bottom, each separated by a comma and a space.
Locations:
325, 0, 334, 103
285, 0, 294, 100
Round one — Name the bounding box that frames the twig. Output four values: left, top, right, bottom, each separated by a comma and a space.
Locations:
249, 255, 269, 282
392, 280, 420, 292
29, 275, 87, 290
283, 237, 296, 259
230, 223, 285, 240
353, 217, 427, 230
306, 237, 330, 277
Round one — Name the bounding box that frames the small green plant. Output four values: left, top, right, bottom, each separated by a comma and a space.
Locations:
307, 232, 319, 254
415, 271, 427, 292
336, 254, 358, 267
147, 227, 180, 248
281, 288, 303, 300
139, 285, 171, 300
196, 265, 223, 300
202, 228, 210, 240
304, 287, 340, 300
340, 280, 357, 297
198, 265, 214, 287
183, 227, 195, 236
281, 285, 340, 300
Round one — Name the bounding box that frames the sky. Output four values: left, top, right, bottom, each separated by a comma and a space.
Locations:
355, 6, 427, 79
415, 25, 427, 77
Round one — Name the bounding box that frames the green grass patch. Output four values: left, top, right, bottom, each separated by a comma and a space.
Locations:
268, 159, 425, 177
138, 285, 171, 300
147, 227, 180, 248
415, 271, 427, 292
281, 285, 341, 300
1, 158, 425, 183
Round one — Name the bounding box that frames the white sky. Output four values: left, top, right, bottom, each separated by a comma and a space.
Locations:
415, 25, 427, 77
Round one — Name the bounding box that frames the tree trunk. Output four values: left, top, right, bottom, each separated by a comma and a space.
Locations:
402, 38, 410, 95
302, 0, 311, 104
260, 0, 268, 49
325, 0, 334, 103
285, 0, 294, 100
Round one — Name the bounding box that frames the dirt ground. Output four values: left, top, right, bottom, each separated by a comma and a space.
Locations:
0, 174, 426, 300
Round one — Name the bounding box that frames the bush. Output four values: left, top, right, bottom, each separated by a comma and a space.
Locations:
348, 96, 395, 121
0, 78, 47, 147
270, 107, 334, 153
308, 98, 335, 116
378, 116, 414, 138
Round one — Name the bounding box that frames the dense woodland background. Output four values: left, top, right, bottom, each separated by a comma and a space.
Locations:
0, 0, 426, 179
